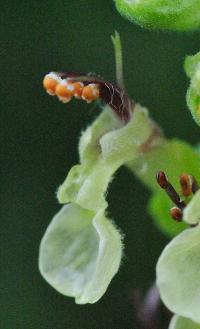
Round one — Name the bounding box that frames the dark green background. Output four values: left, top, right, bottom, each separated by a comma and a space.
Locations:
1, 1, 200, 328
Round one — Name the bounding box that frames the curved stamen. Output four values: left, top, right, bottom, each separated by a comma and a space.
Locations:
43, 72, 133, 122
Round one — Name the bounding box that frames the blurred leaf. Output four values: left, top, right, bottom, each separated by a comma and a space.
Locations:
148, 192, 187, 238
114, 0, 200, 31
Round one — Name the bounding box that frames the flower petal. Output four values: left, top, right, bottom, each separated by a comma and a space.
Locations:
39, 203, 123, 304
183, 190, 200, 225
156, 224, 200, 323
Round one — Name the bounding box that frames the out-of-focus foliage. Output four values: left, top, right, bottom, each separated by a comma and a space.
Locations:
185, 51, 200, 126
149, 192, 187, 237
115, 0, 200, 31
129, 139, 200, 237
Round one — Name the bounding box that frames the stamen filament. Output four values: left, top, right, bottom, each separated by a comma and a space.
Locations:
156, 171, 186, 210
191, 176, 200, 194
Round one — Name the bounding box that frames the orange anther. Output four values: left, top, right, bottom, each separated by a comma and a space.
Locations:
43, 73, 60, 95
55, 80, 75, 103
72, 82, 84, 98
81, 84, 99, 103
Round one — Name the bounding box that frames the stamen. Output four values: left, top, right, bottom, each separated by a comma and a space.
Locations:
157, 171, 200, 227
156, 171, 186, 210
170, 207, 183, 222
180, 173, 192, 197
43, 71, 133, 122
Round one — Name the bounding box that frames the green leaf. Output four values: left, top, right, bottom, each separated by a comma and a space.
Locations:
169, 315, 200, 329
39, 203, 123, 304
156, 224, 200, 323
114, 0, 200, 31
149, 192, 187, 238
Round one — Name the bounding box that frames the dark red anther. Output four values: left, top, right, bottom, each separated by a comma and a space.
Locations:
156, 171, 186, 210
170, 207, 183, 222
180, 174, 192, 197
156, 171, 168, 189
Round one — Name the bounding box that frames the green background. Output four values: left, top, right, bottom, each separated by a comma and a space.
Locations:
1, 1, 200, 328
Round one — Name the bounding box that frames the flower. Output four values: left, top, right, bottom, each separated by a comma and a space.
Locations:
156, 172, 200, 324
39, 32, 159, 303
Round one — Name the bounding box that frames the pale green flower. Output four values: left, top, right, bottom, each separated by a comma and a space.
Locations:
39, 31, 161, 303
39, 204, 122, 304
157, 193, 200, 324
39, 100, 156, 303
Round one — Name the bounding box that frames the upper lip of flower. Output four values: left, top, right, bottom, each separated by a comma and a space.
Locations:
44, 71, 134, 123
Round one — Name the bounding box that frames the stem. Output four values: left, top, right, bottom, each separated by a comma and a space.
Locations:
131, 283, 172, 329
111, 31, 125, 90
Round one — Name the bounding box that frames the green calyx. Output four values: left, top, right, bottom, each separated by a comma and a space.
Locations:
115, 0, 200, 31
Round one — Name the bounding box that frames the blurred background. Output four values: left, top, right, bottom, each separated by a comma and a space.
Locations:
1, 1, 200, 328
